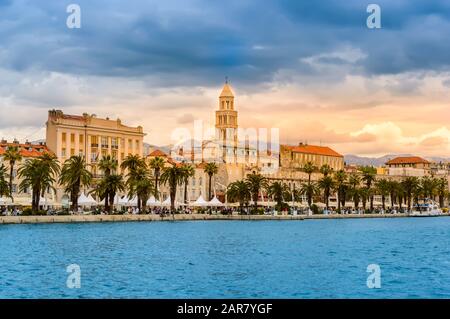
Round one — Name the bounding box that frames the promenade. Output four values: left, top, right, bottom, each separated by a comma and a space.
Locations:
1, 213, 449, 225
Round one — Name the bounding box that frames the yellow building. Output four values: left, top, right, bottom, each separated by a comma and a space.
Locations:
280, 143, 344, 171
46, 109, 145, 176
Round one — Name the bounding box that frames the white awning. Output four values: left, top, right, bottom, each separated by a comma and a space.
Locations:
78, 193, 97, 206
191, 195, 208, 207
208, 196, 224, 207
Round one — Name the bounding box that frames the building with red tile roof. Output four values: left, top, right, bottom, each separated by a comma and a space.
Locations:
280, 143, 344, 171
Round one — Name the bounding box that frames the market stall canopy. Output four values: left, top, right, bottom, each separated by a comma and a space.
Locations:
78, 193, 97, 206
0, 197, 12, 205
191, 195, 208, 207
208, 196, 224, 207
146, 196, 160, 206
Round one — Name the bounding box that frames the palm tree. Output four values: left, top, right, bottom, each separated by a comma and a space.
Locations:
359, 166, 377, 211
160, 165, 185, 214
299, 181, 319, 208
226, 180, 251, 214
402, 176, 419, 211
90, 174, 125, 213
320, 164, 333, 177
121, 155, 147, 210
203, 162, 218, 201
387, 180, 399, 209
267, 181, 290, 210
348, 173, 361, 210
318, 175, 335, 209
181, 164, 195, 204
334, 170, 347, 211
18, 153, 60, 211
301, 161, 317, 207
128, 167, 154, 212
121, 154, 145, 175
59, 155, 92, 210
436, 177, 448, 208
375, 179, 390, 210
149, 156, 165, 200
246, 173, 268, 210
0, 164, 10, 198
97, 155, 118, 208
3, 146, 22, 201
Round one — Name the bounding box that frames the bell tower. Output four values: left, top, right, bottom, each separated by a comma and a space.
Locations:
215, 79, 238, 163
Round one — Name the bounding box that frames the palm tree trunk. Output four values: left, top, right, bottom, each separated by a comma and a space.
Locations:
184, 181, 188, 204
155, 174, 159, 200
36, 188, 41, 211
170, 187, 176, 217
337, 191, 341, 211
104, 193, 109, 212
208, 175, 212, 201
382, 195, 385, 210
9, 162, 14, 202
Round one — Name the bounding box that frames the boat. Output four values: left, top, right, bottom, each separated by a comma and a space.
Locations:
409, 200, 442, 217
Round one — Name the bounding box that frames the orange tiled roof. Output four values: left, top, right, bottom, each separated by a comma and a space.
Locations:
284, 144, 343, 157
0, 142, 52, 158
386, 156, 430, 165
148, 149, 167, 157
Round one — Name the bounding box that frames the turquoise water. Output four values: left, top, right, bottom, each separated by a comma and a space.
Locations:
1, 218, 450, 298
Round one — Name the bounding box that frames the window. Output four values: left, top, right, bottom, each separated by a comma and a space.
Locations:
70, 133, 75, 143
70, 148, 75, 156
128, 139, 132, 149
61, 148, 66, 157
61, 132, 66, 142
79, 135, 84, 144
101, 136, 108, 148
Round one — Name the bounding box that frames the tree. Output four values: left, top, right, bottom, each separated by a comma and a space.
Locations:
375, 179, 390, 210
3, 146, 22, 201
359, 166, 377, 211
348, 173, 361, 210
402, 176, 419, 211
128, 167, 154, 212
387, 180, 399, 209
334, 170, 347, 211
267, 181, 290, 210
59, 155, 92, 210
301, 161, 317, 207
203, 162, 218, 201
149, 156, 165, 200
436, 177, 448, 208
0, 164, 10, 198
320, 164, 333, 177
246, 173, 268, 210
121, 155, 148, 210
299, 182, 319, 208
226, 180, 251, 214
318, 175, 335, 209
18, 153, 60, 211
160, 165, 185, 214
97, 155, 118, 209
181, 164, 195, 204
90, 174, 125, 213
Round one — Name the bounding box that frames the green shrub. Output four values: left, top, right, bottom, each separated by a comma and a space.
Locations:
310, 204, 320, 215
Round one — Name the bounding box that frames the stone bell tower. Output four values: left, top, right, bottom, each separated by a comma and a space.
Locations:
215, 79, 238, 163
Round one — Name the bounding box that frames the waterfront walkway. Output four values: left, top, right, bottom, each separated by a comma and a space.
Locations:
1, 213, 449, 224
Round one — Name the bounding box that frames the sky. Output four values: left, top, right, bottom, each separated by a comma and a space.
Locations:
1, 0, 450, 157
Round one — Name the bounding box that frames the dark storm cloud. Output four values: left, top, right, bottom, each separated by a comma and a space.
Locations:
1, 0, 450, 88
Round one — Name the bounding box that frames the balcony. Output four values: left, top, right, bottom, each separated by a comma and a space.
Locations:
101, 144, 109, 149
91, 143, 99, 148
111, 145, 119, 150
